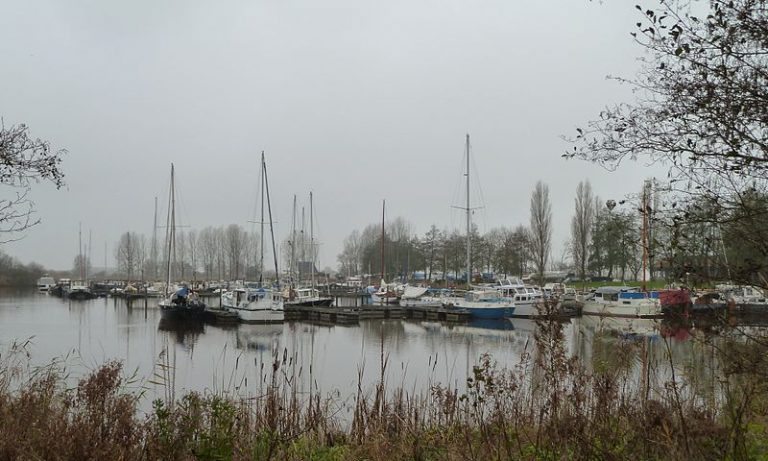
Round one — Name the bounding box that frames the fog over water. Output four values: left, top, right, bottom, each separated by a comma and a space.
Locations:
0, 0, 667, 270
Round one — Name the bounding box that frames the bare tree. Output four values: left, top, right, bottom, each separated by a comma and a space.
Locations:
570, 180, 594, 283
529, 181, 552, 284
116, 232, 145, 279
0, 123, 65, 242
72, 254, 91, 280
337, 229, 362, 277
197, 227, 217, 281
225, 224, 247, 280
186, 229, 198, 281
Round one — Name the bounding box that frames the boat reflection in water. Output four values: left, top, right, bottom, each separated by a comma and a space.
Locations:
578, 315, 661, 339
158, 316, 205, 347
235, 323, 284, 352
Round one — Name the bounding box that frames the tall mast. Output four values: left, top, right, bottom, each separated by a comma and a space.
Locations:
78, 222, 83, 280
641, 180, 649, 292
259, 151, 265, 285
263, 154, 280, 287
151, 196, 158, 280
310, 192, 315, 290
87, 229, 92, 281
170, 164, 176, 287
290, 195, 297, 286
381, 199, 386, 282
300, 207, 306, 282
164, 163, 175, 294
465, 134, 471, 288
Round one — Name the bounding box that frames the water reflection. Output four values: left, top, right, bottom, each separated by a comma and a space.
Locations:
235, 323, 283, 352
158, 317, 205, 348
1, 291, 767, 406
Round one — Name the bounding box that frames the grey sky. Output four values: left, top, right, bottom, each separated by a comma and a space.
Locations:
1, 0, 664, 272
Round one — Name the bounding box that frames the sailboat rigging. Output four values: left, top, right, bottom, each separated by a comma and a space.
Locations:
221, 152, 284, 323
370, 199, 400, 305
450, 134, 515, 319
158, 163, 206, 318
285, 192, 334, 307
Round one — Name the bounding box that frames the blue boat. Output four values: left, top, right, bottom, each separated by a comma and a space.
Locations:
452, 289, 516, 319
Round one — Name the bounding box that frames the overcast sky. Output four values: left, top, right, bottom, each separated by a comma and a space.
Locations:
1, 0, 666, 272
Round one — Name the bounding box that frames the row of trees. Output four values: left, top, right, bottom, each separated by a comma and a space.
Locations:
112, 224, 260, 282
335, 178, 698, 285
336, 220, 534, 283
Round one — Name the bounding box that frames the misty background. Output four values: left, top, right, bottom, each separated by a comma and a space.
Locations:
0, 0, 663, 272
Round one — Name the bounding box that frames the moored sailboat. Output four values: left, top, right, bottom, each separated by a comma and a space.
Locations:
222, 152, 284, 323
158, 164, 206, 320
446, 134, 515, 319
284, 192, 333, 308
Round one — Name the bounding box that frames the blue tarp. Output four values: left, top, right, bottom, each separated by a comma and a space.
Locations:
619, 291, 660, 300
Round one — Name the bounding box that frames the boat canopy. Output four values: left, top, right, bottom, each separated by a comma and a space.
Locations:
402, 286, 429, 299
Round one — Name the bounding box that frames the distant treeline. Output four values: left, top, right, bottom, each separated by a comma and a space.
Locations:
0, 250, 46, 287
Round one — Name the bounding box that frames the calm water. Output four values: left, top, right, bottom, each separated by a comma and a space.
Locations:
0, 290, 759, 408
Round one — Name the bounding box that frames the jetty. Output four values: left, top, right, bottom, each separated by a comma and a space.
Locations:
284, 295, 472, 325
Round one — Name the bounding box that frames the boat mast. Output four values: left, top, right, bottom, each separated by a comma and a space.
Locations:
171, 164, 176, 287
263, 155, 280, 287
300, 207, 306, 283
381, 199, 385, 283
641, 179, 649, 292
164, 163, 175, 295
259, 151, 265, 286
87, 229, 92, 281
310, 192, 315, 290
465, 134, 471, 288
290, 195, 297, 287
78, 222, 83, 281
151, 196, 158, 280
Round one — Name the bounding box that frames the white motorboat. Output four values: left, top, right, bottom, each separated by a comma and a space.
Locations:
398, 286, 445, 308
582, 286, 662, 318
496, 278, 544, 317
36, 276, 55, 293
222, 287, 284, 323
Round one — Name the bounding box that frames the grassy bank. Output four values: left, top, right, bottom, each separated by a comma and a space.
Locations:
1, 319, 766, 460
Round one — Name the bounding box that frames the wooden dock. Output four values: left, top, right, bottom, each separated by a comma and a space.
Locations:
284, 304, 471, 324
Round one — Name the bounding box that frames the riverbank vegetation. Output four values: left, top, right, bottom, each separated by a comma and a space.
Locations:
0, 250, 47, 287
1, 316, 767, 461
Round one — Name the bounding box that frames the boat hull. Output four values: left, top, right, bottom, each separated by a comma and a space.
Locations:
506, 302, 539, 318
399, 297, 443, 308
285, 298, 333, 308
230, 306, 284, 323
370, 293, 399, 305
462, 306, 514, 319
67, 290, 96, 301
160, 302, 207, 320
452, 303, 515, 319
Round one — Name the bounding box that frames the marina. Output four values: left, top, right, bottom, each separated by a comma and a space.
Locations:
1, 288, 765, 411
